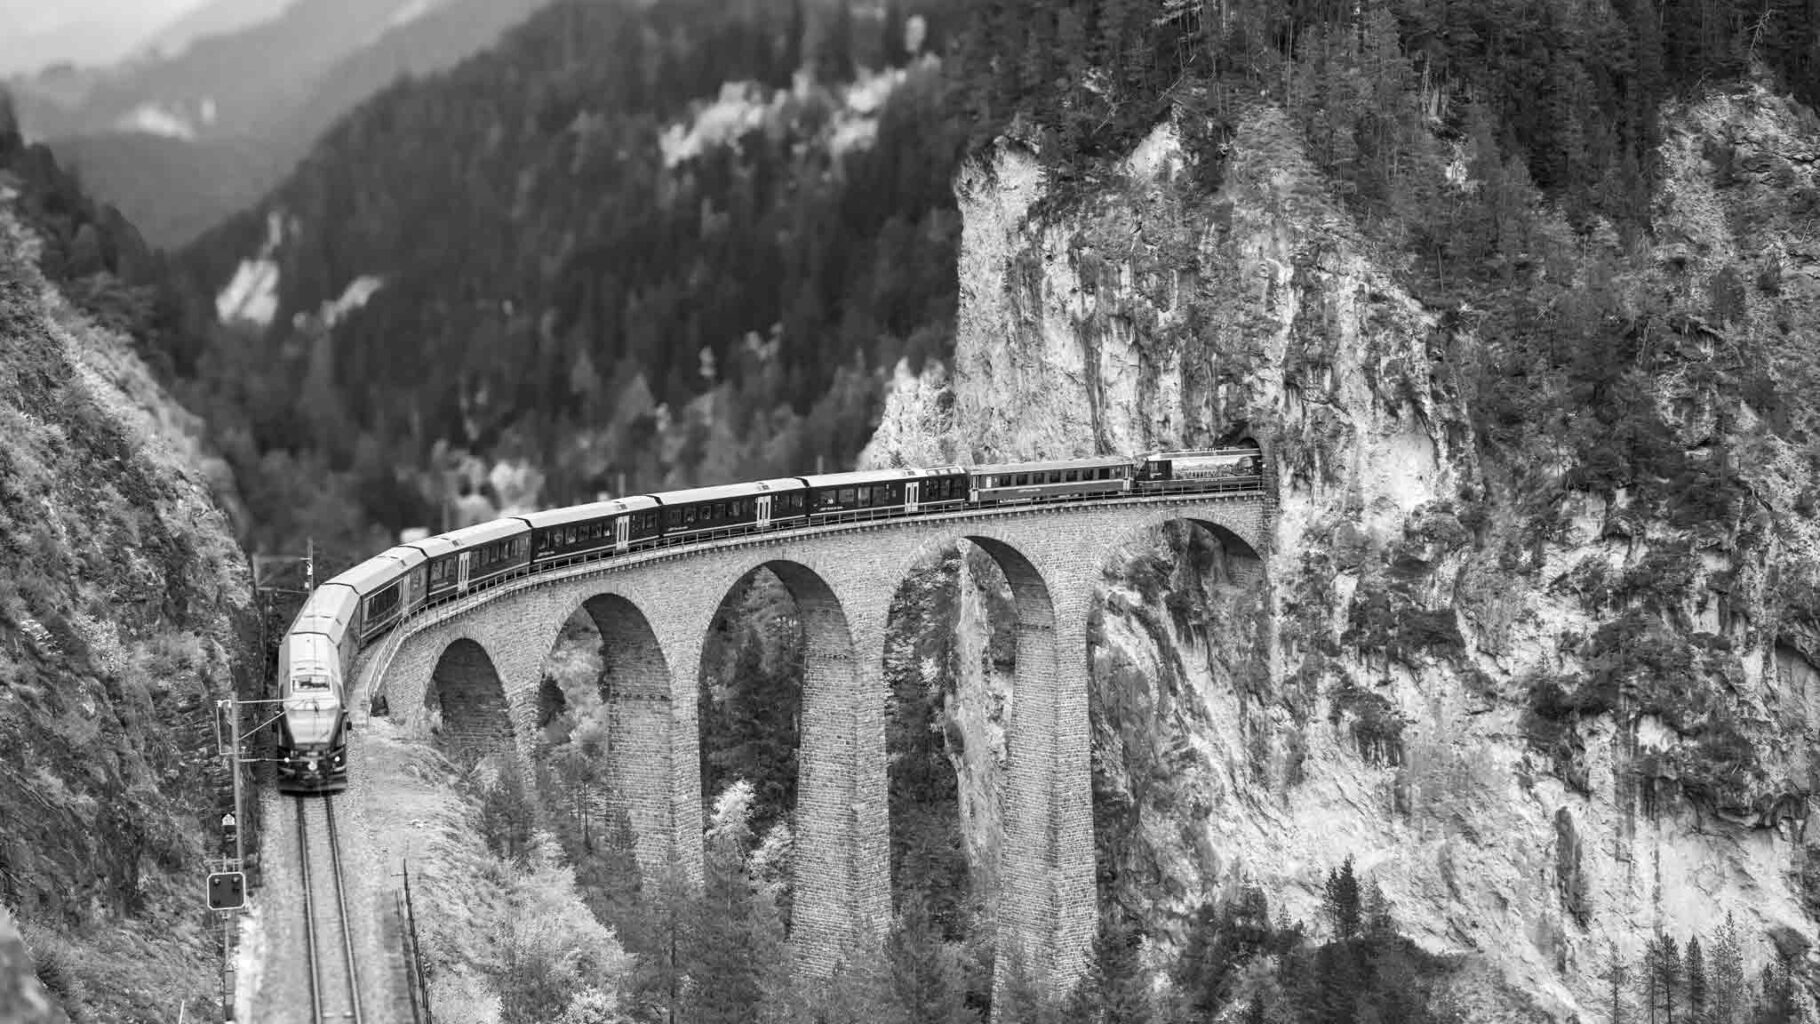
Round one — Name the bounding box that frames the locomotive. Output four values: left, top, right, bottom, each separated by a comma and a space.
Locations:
272, 443, 1264, 794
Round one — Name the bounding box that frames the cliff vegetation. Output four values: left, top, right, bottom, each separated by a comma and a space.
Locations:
0, 120, 255, 1020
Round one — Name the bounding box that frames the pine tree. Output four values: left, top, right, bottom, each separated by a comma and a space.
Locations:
1324, 856, 1363, 939
1685, 937, 1706, 1024
1363, 879, 1395, 936
1610, 940, 1629, 1024
1651, 934, 1680, 1024
1709, 914, 1746, 1024
888, 892, 979, 1024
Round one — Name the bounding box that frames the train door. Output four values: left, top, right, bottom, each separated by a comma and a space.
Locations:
615, 516, 631, 552
757, 495, 773, 529
906, 481, 920, 512
457, 551, 472, 594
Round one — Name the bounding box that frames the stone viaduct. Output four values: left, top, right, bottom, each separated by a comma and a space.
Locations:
352, 493, 1271, 988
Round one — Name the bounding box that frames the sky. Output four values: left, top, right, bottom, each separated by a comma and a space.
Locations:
0, 0, 212, 75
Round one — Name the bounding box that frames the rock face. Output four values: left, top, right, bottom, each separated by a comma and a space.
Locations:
0, 190, 254, 1018
866, 85, 1820, 1018
0, 909, 68, 1024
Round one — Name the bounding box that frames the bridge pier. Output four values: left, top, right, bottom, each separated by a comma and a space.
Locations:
994, 612, 1095, 1001
791, 603, 891, 977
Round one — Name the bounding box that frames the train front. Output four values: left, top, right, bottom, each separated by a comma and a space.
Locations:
276, 636, 349, 794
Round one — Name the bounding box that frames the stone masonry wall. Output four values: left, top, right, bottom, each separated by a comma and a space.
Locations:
588, 594, 676, 887
353, 496, 1269, 985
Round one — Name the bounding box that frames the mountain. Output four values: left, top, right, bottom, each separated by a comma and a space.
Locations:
3, 0, 552, 248
171, 0, 971, 556
0, 113, 255, 1022
47, 132, 289, 252
852, 0, 1820, 1018
133, 0, 294, 64
0, 0, 205, 77
10, 0, 428, 141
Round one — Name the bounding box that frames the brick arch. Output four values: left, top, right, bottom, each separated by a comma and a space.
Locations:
577, 591, 675, 885
886, 532, 1080, 991
1109, 511, 1268, 588
426, 637, 515, 766
702, 559, 873, 968
1134, 507, 1266, 565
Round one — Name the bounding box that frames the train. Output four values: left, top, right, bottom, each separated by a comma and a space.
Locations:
273, 444, 1264, 793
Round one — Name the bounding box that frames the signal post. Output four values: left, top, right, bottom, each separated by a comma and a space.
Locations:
206, 541, 313, 1021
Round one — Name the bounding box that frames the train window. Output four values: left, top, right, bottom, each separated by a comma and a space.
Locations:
717, 503, 728, 519
369, 586, 399, 619
858, 487, 872, 507
684, 507, 697, 525
731, 500, 743, 517
877, 486, 892, 504
839, 488, 856, 505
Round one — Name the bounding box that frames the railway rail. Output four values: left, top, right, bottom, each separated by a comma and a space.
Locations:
296, 797, 364, 1023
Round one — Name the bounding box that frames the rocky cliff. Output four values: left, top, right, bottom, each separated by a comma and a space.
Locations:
864, 82, 1820, 1019
0, 166, 255, 1019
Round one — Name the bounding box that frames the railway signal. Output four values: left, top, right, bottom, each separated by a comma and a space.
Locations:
208, 871, 247, 912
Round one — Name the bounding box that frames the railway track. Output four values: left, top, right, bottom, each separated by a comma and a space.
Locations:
296, 797, 364, 1023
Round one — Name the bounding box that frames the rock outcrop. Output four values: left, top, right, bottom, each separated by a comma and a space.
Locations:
865, 82, 1820, 1018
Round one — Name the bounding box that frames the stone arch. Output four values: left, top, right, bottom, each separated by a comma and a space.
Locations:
886, 532, 1082, 992
1141, 511, 1266, 579
578, 592, 675, 887
426, 637, 515, 767
1082, 511, 1274, 958
699, 559, 875, 974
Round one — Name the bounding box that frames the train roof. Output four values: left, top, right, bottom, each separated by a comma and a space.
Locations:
290, 582, 359, 637
379, 544, 428, 570
795, 468, 965, 488
282, 630, 340, 668
407, 517, 530, 559
520, 495, 662, 530
328, 551, 413, 596
968, 454, 1135, 474
1145, 444, 1262, 458
646, 479, 807, 506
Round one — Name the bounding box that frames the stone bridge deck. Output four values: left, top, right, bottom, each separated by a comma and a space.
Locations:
350, 491, 1272, 985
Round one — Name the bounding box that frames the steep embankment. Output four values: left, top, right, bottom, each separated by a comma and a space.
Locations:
866, 81, 1820, 1018
0, 142, 254, 1019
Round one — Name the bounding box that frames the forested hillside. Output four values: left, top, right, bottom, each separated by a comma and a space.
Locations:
7, 0, 553, 248
172, 0, 971, 570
